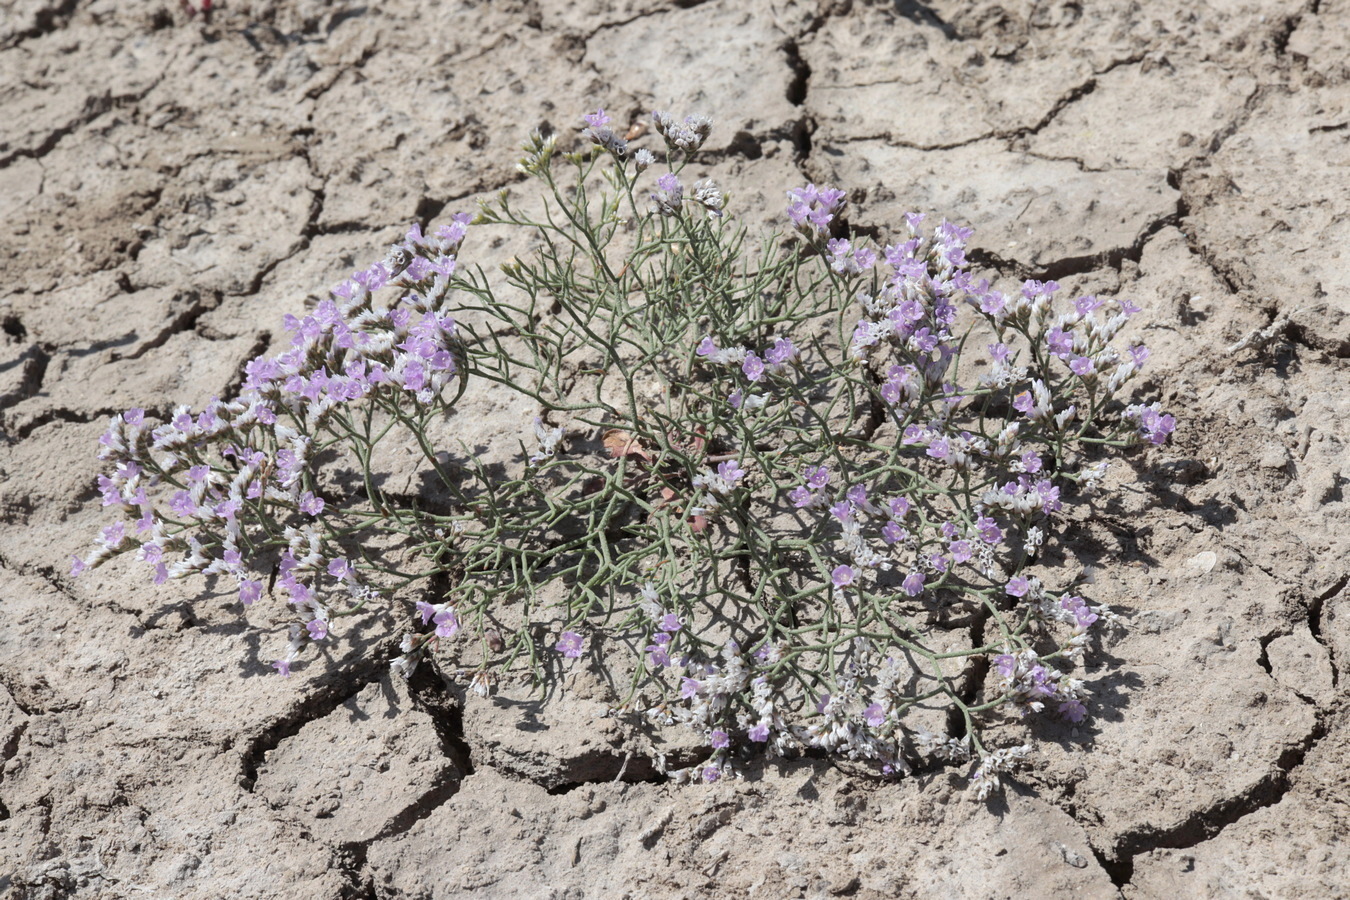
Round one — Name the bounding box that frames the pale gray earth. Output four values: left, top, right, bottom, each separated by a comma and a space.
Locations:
1, 0, 1348, 897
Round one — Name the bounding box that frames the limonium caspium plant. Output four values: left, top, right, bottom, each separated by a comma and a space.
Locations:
80, 108, 1174, 798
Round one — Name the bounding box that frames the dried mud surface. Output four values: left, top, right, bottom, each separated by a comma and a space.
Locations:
1, 1, 1348, 897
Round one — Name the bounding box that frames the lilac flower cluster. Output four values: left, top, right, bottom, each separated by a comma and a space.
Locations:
585, 170, 1171, 793
786, 183, 847, 239
82, 215, 475, 674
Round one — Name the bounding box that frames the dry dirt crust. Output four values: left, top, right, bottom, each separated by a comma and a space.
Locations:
1, 0, 1348, 897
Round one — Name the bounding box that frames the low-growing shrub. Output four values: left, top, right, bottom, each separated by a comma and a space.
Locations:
82, 108, 1173, 796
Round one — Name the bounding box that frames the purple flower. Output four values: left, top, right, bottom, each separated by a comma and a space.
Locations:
657, 172, 680, 193
214, 498, 242, 521
240, 579, 262, 605
788, 486, 815, 508
327, 558, 352, 580
831, 565, 855, 588
123, 408, 145, 426
1006, 575, 1031, 598
846, 483, 868, 507
1069, 356, 1095, 376
298, 491, 324, 516
863, 703, 885, 727
742, 352, 765, 382
702, 765, 721, 783
100, 521, 126, 549
286, 580, 312, 605
805, 466, 830, 490
658, 613, 682, 633
646, 643, 671, 668
1061, 595, 1099, 631
1119, 298, 1142, 317
434, 609, 460, 638
994, 654, 1016, 679
556, 630, 584, 658
902, 571, 925, 596
765, 338, 797, 367
1129, 343, 1150, 367
1047, 329, 1074, 358
976, 516, 1003, 545
307, 618, 329, 641
829, 500, 853, 524
416, 600, 438, 625
70, 555, 87, 577
1021, 450, 1042, 474
748, 723, 769, 742
717, 460, 746, 486
1027, 665, 1057, 698
583, 108, 611, 128
681, 677, 701, 699
881, 522, 906, 545
949, 540, 973, 563
1074, 295, 1104, 316
1059, 699, 1087, 723
988, 342, 1010, 363
1022, 279, 1060, 299
271, 659, 292, 677
710, 729, 730, 749
888, 496, 910, 519
1013, 391, 1035, 415
786, 183, 845, 236
97, 475, 121, 507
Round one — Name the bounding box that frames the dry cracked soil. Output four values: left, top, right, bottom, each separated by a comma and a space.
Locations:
1, 0, 1348, 898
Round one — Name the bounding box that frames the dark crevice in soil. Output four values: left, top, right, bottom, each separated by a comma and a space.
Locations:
1, 314, 26, 341
895, 0, 959, 41
1106, 717, 1328, 885
11, 406, 125, 442
0, 77, 165, 169
950, 603, 991, 743
110, 290, 219, 362
966, 199, 1181, 283
0, 668, 41, 719
326, 667, 477, 894
237, 657, 392, 792
0, 0, 81, 52
823, 52, 1147, 154
1308, 574, 1346, 685
409, 663, 475, 778
783, 38, 811, 107
0, 345, 51, 418
1256, 630, 1281, 675
0, 718, 28, 767
545, 761, 668, 795
1270, 9, 1306, 57
334, 767, 462, 892
580, 5, 680, 43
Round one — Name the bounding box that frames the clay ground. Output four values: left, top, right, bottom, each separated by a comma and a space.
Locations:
1, 0, 1348, 897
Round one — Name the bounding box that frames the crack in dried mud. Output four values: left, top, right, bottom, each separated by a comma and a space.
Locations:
1308, 574, 1347, 686
1105, 714, 1329, 888
237, 657, 395, 794
0, 78, 166, 170
966, 198, 1182, 283
0, 0, 80, 52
